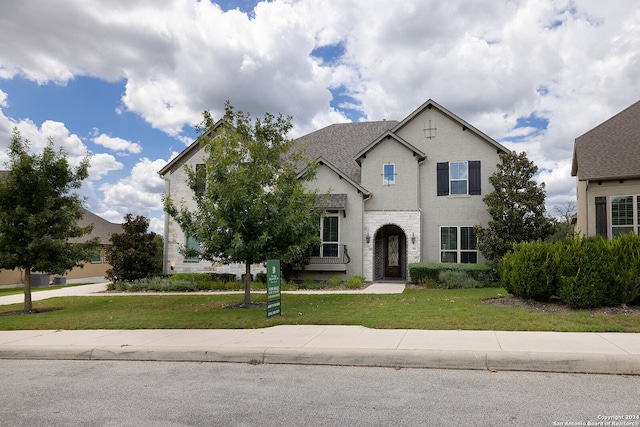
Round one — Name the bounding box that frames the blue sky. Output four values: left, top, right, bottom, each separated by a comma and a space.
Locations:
1, 0, 640, 232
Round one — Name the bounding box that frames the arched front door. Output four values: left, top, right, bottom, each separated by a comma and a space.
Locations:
375, 225, 406, 280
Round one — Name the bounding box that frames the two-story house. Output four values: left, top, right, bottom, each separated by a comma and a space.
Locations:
159, 99, 508, 281
572, 100, 640, 238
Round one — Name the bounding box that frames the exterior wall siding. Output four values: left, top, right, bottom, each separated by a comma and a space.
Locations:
395, 107, 495, 264
162, 146, 266, 279
161, 101, 504, 283
300, 165, 365, 280
575, 178, 640, 237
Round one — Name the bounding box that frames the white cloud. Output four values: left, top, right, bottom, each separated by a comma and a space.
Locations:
2, 0, 640, 218
88, 153, 124, 180
99, 157, 167, 216
92, 133, 142, 154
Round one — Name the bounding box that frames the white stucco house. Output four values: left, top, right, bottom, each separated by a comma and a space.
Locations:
159, 99, 509, 282
572, 99, 640, 238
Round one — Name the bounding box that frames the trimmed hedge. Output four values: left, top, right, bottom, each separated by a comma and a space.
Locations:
499, 241, 558, 301
499, 235, 640, 308
409, 262, 495, 285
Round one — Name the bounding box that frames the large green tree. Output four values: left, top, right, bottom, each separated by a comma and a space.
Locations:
164, 102, 322, 305
475, 151, 552, 263
105, 214, 163, 282
0, 129, 99, 312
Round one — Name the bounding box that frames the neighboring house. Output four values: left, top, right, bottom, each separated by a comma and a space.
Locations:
159, 99, 509, 281
0, 208, 122, 286
572, 100, 640, 238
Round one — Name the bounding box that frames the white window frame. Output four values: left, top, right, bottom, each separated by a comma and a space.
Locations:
318, 214, 340, 257
609, 195, 640, 237
440, 226, 478, 264
383, 163, 396, 185
449, 162, 468, 195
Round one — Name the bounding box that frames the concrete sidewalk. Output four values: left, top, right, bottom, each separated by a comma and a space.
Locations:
1, 283, 639, 375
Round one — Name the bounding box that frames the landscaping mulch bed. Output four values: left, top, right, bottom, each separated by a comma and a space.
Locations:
486, 296, 640, 315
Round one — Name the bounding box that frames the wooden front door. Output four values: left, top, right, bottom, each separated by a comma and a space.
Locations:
384, 234, 401, 278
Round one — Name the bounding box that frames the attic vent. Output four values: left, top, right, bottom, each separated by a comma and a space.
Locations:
424, 120, 437, 139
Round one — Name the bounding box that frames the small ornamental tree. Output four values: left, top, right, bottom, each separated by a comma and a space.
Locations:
164, 101, 322, 306
475, 151, 552, 263
106, 214, 163, 282
0, 129, 100, 313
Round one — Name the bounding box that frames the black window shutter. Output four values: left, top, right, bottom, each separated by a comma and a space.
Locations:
468, 161, 481, 195
595, 196, 608, 238
437, 162, 449, 196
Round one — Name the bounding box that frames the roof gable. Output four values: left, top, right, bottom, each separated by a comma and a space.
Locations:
293, 121, 398, 184
392, 99, 509, 154
354, 130, 426, 164
158, 119, 225, 177
298, 156, 371, 197
572, 100, 640, 181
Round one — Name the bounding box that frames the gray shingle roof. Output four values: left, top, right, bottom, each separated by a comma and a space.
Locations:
314, 193, 347, 209
76, 209, 123, 244
572, 100, 640, 181
294, 121, 399, 183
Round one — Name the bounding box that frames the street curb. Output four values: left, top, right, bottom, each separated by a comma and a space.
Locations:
1, 346, 638, 375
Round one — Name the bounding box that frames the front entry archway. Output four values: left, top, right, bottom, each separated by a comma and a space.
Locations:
374, 224, 407, 280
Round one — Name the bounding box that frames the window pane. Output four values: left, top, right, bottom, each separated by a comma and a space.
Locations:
461, 252, 478, 264
185, 235, 199, 260
461, 227, 477, 250
612, 196, 633, 225
612, 226, 634, 237
450, 181, 467, 195
441, 227, 457, 250
450, 162, 467, 180
323, 216, 338, 242
91, 250, 102, 263
441, 252, 457, 263
450, 162, 468, 195
323, 243, 339, 257
383, 164, 395, 184
388, 235, 399, 267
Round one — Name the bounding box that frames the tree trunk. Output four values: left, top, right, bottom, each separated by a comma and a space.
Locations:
24, 269, 32, 313
244, 261, 251, 306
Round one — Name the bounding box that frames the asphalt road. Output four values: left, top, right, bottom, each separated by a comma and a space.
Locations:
1, 360, 638, 426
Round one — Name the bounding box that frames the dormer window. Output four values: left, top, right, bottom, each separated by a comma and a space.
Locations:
383, 164, 395, 185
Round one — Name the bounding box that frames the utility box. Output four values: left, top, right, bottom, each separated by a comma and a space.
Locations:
53, 276, 67, 285
31, 272, 50, 287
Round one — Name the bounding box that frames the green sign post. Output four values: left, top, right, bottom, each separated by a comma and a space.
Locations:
266, 259, 281, 317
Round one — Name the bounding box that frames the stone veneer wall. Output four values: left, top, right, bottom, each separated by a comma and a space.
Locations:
363, 211, 421, 282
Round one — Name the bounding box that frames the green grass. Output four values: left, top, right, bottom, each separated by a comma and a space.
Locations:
1, 288, 639, 332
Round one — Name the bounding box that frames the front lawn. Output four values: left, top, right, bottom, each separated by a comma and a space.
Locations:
1, 288, 639, 332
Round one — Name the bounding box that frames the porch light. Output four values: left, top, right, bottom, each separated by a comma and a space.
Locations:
365, 232, 370, 244
411, 233, 416, 244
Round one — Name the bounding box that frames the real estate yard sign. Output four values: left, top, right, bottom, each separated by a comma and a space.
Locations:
266, 259, 281, 317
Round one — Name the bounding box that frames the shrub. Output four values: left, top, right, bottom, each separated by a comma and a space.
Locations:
438, 270, 480, 289
499, 240, 559, 301
325, 276, 343, 287
409, 263, 495, 285
557, 236, 616, 308
210, 273, 237, 283
256, 272, 267, 283
298, 279, 322, 289
609, 233, 640, 305
345, 275, 365, 289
